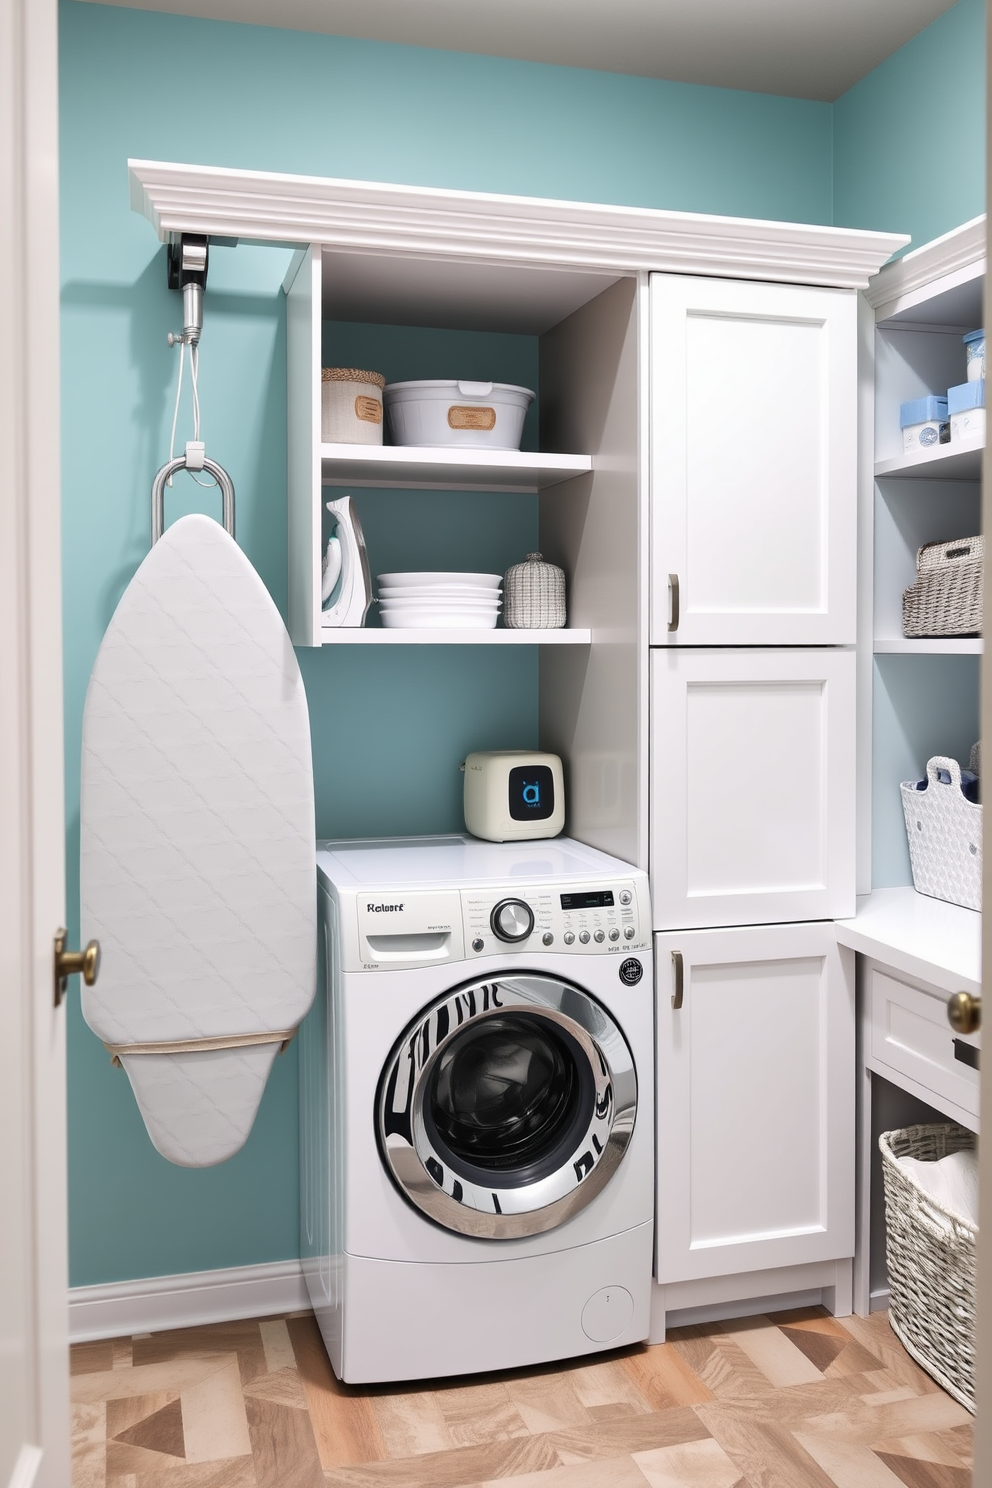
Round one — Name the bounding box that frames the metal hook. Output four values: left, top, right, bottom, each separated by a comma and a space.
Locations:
151, 455, 236, 545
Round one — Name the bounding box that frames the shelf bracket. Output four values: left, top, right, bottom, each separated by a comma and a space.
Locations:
166, 232, 208, 346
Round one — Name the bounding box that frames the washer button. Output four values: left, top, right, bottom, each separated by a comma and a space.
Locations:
619, 890, 632, 906
594, 930, 606, 943
472, 937, 485, 952
609, 928, 620, 942
624, 926, 636, 940
542, 932, 554, 946
579, 930, 590, 945
564, 931, 575, 945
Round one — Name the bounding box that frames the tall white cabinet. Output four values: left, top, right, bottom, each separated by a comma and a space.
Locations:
127, 159, 903, 1332
649, 271, 865, 1331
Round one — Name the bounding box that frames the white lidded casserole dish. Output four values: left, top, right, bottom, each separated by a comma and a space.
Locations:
383, 380, 534, 450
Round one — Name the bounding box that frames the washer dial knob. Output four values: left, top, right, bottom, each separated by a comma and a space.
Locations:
490, 898, 535, 942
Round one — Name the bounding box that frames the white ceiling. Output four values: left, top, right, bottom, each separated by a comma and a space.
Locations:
78, 0, 959, 102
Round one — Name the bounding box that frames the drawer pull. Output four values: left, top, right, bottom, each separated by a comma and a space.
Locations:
948, 990, 981, 1035
953, 1038, 980, 1071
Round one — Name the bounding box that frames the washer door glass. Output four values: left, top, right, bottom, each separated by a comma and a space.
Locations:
377, 973, 637, 1239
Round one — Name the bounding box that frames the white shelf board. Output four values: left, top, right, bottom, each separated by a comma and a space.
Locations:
319, 627, 592, 645
835, 886, 981, 994
319, 444, 591, 492
875, 443, 983, 481
874, 636, 983, 656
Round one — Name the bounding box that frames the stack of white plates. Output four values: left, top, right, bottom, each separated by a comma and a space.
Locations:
376, 572, 502, 629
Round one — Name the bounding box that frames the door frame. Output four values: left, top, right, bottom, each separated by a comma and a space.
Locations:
0, 0, 70, 1484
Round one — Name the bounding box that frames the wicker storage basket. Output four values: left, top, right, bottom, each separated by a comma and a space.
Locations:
321, 368, 385, 445
900, 755, 982, 911
879, 1124, 978, 1410
902, 534, 983, 637
503, 552, 566, 629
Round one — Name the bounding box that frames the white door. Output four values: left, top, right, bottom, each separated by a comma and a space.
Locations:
655, 922, 855, 1285
650, 647, 856, 930
0, 0, 70, 1484
650, 273, 857, 646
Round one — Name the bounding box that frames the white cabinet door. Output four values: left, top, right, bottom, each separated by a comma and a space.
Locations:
655, 923, 855, 1284
650, 274, 857, 646
650, 647, 856, 929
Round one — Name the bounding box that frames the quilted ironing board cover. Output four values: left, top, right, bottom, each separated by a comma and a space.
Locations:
80, 514, 316, 1166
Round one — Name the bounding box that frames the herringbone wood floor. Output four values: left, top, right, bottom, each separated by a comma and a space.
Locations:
70, 1307, 972, 1487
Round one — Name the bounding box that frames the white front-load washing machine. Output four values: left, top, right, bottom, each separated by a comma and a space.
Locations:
300, 834, 654, 1383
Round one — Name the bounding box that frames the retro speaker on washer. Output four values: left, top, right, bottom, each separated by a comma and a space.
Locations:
462, 750, 565, 842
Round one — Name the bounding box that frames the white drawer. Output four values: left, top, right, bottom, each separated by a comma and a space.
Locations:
869, 964, 980, 1123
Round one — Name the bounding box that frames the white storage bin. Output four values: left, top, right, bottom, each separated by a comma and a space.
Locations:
383, 380, 534, 449
901, 755, 982, 911
321, 368, 384, 445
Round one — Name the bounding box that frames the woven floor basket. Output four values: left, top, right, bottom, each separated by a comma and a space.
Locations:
902, 534, 983, 637
879, 1123, 978, 1411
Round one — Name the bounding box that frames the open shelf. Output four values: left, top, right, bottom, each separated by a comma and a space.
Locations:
835, 887, 981, 994
318, 627, 592, 645
874, 636, 982, 655
320, 444, 592, 492
875, 442, 984, 481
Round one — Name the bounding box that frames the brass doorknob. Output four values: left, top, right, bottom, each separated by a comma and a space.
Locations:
54, 927, 100, 1007
948, 990, 981, 1036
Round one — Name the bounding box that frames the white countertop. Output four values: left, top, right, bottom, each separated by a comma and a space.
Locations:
835, 886, 981, 994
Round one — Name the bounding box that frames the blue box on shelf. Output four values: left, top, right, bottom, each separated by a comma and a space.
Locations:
900, 395, 948, 426
947, 378, 985, 448
900, 395, 949, 454
947, 379, 985, 415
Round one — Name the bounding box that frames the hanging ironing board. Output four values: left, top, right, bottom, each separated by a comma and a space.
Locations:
80, 508, 316, 1166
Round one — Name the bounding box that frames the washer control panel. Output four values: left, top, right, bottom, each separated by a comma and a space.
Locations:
463, 881, 646, 956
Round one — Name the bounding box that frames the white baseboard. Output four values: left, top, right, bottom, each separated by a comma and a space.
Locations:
869, 1286, 891, 1314
69, 1258, 308, 1343
665, 1288, 826, 1332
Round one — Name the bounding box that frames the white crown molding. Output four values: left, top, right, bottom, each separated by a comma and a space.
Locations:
68, 1258, 308, 1342
865, 213, 986, 320
128, 159, 906, 289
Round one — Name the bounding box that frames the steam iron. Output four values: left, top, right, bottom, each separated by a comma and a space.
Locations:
322, 495, 372, 626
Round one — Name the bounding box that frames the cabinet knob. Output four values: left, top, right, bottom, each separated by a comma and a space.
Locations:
948, 990, 981, 1035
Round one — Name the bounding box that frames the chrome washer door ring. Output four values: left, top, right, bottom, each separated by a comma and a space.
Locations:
376, 973, 637, 1239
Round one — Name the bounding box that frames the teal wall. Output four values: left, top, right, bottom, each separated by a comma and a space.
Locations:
59, 0, 983, 1286
833, 0, 986, 252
